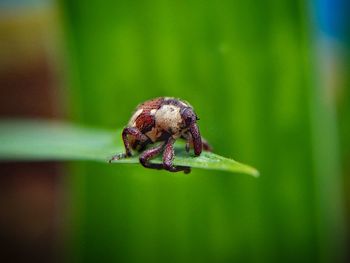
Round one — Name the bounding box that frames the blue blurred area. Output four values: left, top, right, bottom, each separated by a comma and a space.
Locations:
314, 0, 348, 40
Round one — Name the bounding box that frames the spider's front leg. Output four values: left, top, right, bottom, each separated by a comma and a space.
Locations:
163, 137, 191, 174
139, 143, 165, 170
201, 137, 213, 152
184, 134, 213, 153
109, 127, 148, 162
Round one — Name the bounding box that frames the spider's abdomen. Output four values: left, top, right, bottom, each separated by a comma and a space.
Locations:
128, 97, 162, 133
154, 104, 183, 137
127, 97, 192, 142
110, 96, 209, 173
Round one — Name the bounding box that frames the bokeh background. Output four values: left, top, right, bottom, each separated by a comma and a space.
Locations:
0, 0, 349, 262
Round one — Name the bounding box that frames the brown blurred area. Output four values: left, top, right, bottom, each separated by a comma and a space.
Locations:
0, 5, 63, 263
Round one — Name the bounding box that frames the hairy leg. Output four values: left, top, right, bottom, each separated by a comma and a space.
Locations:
183, 134, 212, 153
201, 137, 213, 151
109, 127, 148, 162
163, 137, 191, 174
139, 143, 165, 170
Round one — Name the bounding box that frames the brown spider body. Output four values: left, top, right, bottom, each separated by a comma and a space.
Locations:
110, 97, 211, 173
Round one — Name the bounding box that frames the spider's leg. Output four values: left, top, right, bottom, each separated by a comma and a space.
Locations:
139, 142, 165, 170
201, 137, 213, 152
185, 140, 190, 153
182, 133, 212, 153
109, 127, 148, 162
181, 133, 191, 153
163, 137, 191, 174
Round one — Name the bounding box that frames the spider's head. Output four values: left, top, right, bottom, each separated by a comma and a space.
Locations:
181, 107, 202, 156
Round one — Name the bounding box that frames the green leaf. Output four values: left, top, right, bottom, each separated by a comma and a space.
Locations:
0, 120, 259, 177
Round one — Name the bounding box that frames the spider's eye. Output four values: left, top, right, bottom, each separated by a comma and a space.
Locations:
186, 116, 192, 125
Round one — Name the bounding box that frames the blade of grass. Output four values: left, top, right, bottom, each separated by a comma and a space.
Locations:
0, 120, 259, 177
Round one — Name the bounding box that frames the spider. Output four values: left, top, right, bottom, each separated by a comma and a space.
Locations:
110, 97, 211, 173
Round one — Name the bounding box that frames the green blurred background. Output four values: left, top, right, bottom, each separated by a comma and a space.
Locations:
0, 0, 349, 262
